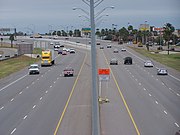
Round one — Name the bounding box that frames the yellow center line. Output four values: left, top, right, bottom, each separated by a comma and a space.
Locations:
54, 53, 87, 135
102, 51, 140, 135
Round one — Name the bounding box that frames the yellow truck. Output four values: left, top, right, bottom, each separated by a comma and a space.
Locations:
41, 49, 55, 66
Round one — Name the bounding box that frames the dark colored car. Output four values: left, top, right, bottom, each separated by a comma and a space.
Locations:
58, 50, 62, 54
124, 57, 132, 65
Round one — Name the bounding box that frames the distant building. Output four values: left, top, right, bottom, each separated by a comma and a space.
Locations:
173, 29, 180, 37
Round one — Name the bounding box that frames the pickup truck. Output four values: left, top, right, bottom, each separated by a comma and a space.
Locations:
63, 67, 74, 77
29, 64, 40, 75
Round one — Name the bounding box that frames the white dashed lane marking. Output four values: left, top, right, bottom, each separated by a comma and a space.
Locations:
164, 110, 167, 115
23, 115, 27, 120
33, 105, 36, 109
175, 123, 179, 127
0, 106, 4, 110
11, 128, 16, 134
19, 91, 22, 95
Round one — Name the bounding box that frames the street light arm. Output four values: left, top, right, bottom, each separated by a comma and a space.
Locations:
82, 0, 90, 6
73, 7, 89, 16
95, 14, 108, 22
95, 6, 114, 18
94, 0, 104, 8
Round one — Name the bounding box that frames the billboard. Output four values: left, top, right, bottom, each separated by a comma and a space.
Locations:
82, 28, 91, 33
139, 24, 150, 31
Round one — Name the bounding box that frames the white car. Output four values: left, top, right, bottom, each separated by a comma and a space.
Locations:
107, 44, 112, 48
54, 45, 60, 48
113, 49, 119, 53
55, 42, 60, 45
29, 64, 40, 75
144, 60, 153, 67
69, 48, 75, 53
63, 48, 67, 51
66, 48, 70, 52
0, 54, 2, 58
157, 68, 168, 75
121, 48, 126, 51
50, 42, 54, 45
54, 48, 59, 51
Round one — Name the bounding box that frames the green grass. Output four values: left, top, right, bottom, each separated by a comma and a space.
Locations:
129, 46, 180, 71
33, 48, 42, 54
0, 55, 40, 79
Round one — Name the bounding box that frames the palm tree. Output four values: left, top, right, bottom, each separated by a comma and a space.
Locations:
9, 34, 14, 48
163, 23, 175, 54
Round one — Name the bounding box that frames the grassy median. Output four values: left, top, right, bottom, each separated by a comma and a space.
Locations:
0, 48, 41, 79
129, 46, 180, 71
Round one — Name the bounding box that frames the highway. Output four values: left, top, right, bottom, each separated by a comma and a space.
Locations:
0, 37, 179, 135
0, 44, 88, 135
97, 42, 180, 135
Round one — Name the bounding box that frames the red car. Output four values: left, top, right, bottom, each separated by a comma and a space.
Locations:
63, 67, 74, 77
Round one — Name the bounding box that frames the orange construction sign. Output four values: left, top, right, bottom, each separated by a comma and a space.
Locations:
98, 69, 110, 75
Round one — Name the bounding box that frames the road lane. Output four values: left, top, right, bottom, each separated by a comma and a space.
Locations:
0, 49, 86, 135
101, 43, 180, 135
97, 48, 140, 135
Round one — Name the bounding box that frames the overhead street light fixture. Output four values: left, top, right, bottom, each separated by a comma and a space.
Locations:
73, 7, 89, 16
95, 6, 114, 18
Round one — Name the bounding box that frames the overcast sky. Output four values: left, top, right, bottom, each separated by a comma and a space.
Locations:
0, 0, 179, 33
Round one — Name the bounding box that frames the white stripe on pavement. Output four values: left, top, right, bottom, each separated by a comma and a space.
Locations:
0, 74, 28, 92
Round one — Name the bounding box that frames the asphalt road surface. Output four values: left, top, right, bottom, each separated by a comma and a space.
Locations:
0, 37, 179, 135
0, 46, 88, 135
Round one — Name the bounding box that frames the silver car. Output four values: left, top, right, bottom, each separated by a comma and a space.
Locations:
113, 49, 119, 53
110, 58, 118, 65
144, 60, 153, 67
157, 68, 168, 75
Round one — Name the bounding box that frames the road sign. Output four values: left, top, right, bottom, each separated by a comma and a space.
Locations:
82, 28, 91, 33
98, 69, 110, 81
98, 69, 110, 75
99, 75, 110, 81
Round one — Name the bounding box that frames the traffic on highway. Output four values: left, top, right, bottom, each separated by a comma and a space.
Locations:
0, 0, 180, 134
0, 36, 179, 135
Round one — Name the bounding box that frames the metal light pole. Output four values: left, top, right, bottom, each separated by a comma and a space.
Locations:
90, 0, 100, 135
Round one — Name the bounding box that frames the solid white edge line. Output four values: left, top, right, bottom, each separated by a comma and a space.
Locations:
0, 74, 28, 92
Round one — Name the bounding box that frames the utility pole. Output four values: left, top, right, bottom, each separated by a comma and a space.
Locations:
90, 0, 100, 135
